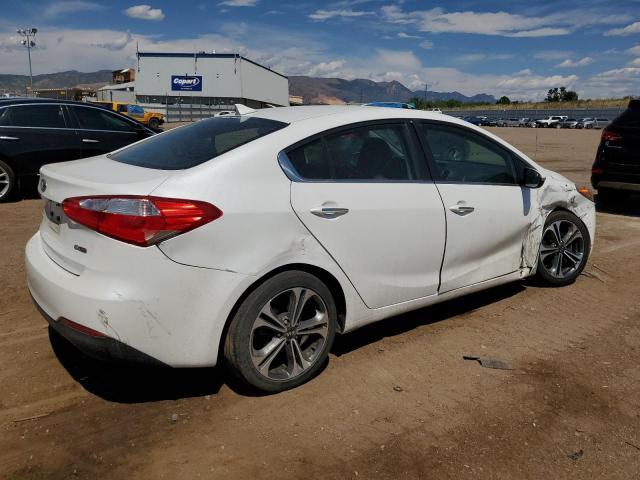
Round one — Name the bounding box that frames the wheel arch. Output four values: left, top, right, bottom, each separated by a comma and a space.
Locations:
217, 263, 347, 364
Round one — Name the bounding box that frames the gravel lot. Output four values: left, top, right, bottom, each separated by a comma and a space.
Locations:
1, 127, 639, 479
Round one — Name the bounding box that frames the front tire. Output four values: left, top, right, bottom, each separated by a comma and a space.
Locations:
536, 211, 590, 286
224, 271, 337, 393
148, 118, 160, 129
0, 160, 16, 203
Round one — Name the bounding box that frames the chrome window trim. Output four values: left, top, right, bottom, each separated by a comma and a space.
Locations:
0, 102, 143, 133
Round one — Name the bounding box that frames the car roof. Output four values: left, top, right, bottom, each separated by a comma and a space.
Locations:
0, 97, 94, 107
250, 105, 445, 124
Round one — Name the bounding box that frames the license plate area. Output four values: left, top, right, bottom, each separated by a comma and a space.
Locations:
44, 200, 64, 234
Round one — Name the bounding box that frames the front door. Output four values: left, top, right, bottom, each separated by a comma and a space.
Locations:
416, 121, 535, 293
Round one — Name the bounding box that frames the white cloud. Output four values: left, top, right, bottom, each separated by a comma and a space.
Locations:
605, 21, 640, 36
218, 0, 258, 6
628, 58, 640, 67
381, 5, 630, 38
627, 45, 640, 56
306, 59, 346, 77
584, 67, 640, 97
419, 40, 433, 50
43, 1, 102, 18
397, 32, 421, 39
124, 5, 165, 21
308, 9, 374, 21
92, 31, 132, 51
556, 57, 594, 68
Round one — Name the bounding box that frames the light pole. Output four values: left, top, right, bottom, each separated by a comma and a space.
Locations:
17, 28, 37, 95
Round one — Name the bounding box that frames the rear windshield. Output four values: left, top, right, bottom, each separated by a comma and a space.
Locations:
109, 116, 287, 170
613, 108, 640, 128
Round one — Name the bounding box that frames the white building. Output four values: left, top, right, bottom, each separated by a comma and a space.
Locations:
134, 52, 289, 108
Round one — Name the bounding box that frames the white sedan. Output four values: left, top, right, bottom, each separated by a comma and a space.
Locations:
26, 106, 595, 392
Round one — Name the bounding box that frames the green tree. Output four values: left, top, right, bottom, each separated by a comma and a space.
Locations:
496, 96, 511, 105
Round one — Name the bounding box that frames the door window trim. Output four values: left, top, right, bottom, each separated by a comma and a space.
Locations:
279, 119, 432, 183
412, 119, 531, 187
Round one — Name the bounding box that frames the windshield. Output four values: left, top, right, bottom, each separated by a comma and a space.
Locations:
109, 116, 288, 170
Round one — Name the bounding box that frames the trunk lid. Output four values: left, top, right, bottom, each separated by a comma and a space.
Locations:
38, 155, 172, 275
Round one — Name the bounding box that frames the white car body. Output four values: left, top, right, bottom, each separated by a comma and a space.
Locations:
26, 106, 595, 368
536, 116, 568, 128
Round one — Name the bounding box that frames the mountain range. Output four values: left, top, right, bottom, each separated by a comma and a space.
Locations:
288, 76, 496, 105
0, 70, 496, 104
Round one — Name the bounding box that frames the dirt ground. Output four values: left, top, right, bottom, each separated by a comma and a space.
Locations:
1, 127, 639, 479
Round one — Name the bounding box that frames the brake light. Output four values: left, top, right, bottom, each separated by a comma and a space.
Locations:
591, 167, 603, 174
62, 196, 222, 247
602, 130, 622, 142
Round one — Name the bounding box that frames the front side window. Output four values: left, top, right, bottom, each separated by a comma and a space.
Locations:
0, 105, 66, 128
419, 123, 518, 185
72, 106, 135, 132
286, 123, 415, 181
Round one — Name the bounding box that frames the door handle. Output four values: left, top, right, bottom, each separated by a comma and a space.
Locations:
82, 138, 100, 143
0, 136, 19, 141
310, 206, 349, 219
449, 204, 475, 216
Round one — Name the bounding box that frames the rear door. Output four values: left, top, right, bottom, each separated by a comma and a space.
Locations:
67, 104, 148, 158
286, 121, 446, 309
416, 121, 534, 293
0, 103, 79, 177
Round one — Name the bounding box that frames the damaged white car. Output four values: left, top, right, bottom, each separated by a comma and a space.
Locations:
26, 106, 595, 392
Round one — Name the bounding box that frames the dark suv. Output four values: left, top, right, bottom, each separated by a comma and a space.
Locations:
0, 98, 155, 202
591, 100, 640, 200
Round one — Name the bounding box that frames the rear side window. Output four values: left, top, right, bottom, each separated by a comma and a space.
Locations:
0, 105, 66, 128
71, 106, 135, 132
110, 116, 287, 170
286, 123, 415, 181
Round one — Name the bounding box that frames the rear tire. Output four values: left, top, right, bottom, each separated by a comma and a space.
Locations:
148, 118, 160, 129
0, 160, 16, 203
224, 271, 337, 393
536, 211, 590, 287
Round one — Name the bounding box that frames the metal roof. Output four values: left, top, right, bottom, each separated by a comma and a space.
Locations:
137, 51, 288, 80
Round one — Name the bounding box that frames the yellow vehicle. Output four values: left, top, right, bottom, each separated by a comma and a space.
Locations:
92, 101, 164, 129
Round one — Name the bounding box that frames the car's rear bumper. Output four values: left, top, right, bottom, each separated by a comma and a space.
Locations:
26, 232, 252, 367
592, 170, 640, 191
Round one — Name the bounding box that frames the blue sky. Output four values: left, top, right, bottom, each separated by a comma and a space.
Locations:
1, 0, 639, 99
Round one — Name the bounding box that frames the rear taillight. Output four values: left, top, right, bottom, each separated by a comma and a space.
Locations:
62, 196, 222, 247
602, 130, 622, 142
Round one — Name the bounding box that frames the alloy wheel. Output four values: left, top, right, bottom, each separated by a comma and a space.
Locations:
0, 164, 10, 199
539, 220, 585, 279
250, 287, 329, 381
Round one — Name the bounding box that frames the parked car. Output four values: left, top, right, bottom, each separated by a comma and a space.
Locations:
518, 118, 531, 127
213, 110, 236, 117
591, 100, 640, 200
580, 118, 610, 129
499, 118, 521, 127
557, 118, 579, 129
91, 101, 165, 129
536, 116, 568, 128
26, 105, 595, 392
0, 98, 155, 202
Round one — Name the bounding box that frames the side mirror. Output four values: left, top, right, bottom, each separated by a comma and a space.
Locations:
522, 167, 545, 188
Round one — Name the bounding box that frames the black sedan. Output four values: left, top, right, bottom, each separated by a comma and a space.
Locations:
0, 98, 155, 201
591, 100, 640, 201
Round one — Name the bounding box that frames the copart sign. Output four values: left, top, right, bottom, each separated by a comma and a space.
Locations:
171, 75, 202, 91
